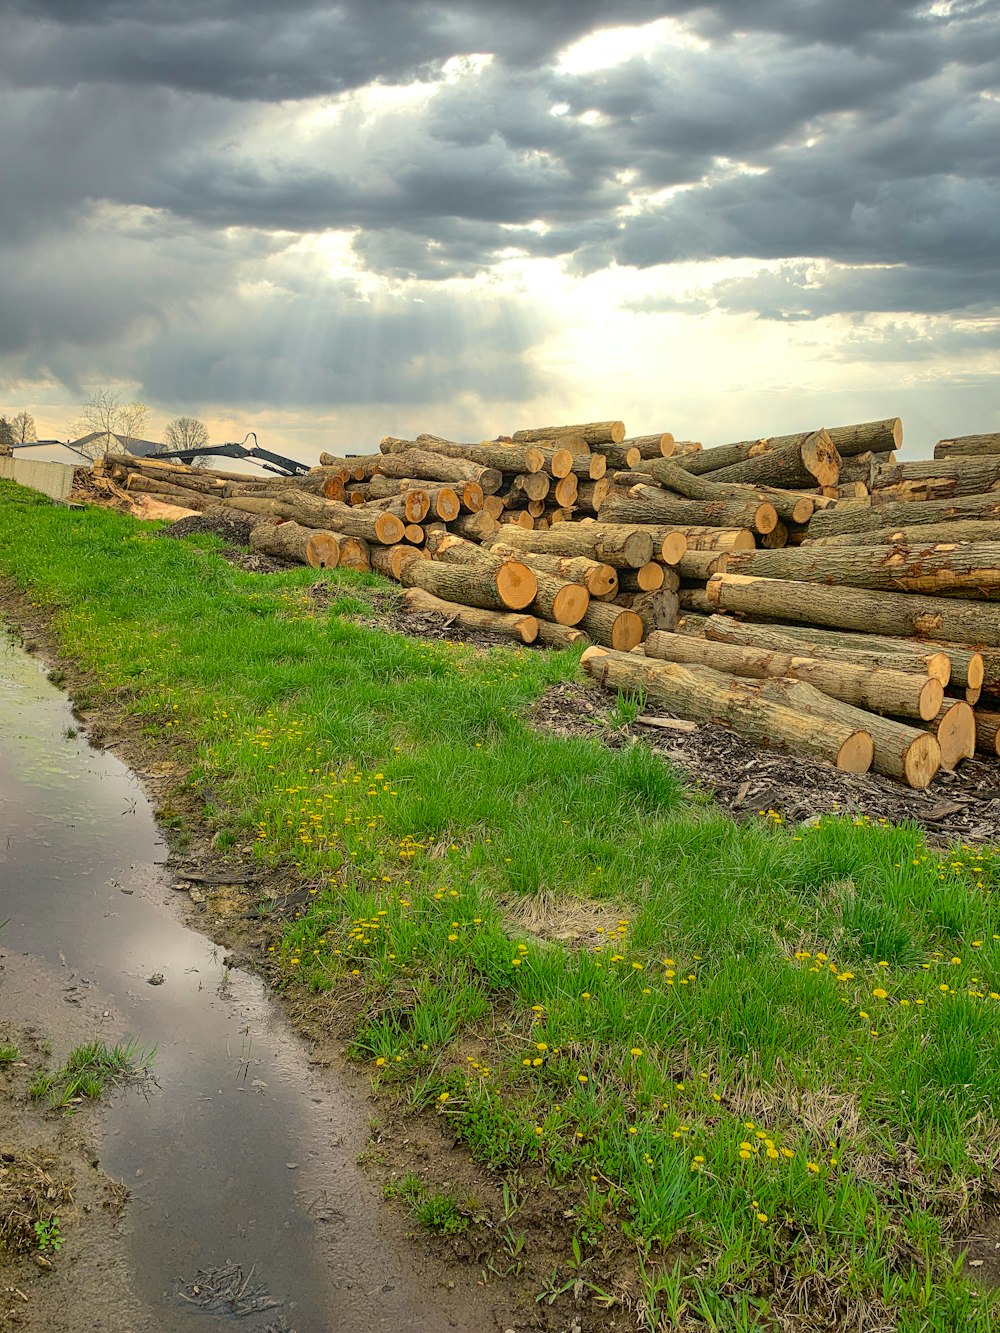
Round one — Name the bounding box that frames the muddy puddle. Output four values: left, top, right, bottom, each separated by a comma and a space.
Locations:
0, 630, 486, 1332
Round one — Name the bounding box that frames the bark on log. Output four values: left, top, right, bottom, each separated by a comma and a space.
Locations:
378, 449, 502, 494
627, 459, 815, 525
759, 522, 788, 550
933, 433, 1000, 459
120, 475, 217, 509
492, 522, 654, 568
809, 492, 1000, 539
656, 526, 754, 553
642, 631, 943, 721
587, 443, 642, 469
413, 434, 545, 474
806, 520, 1000, 548
531, 573, 590, 626
676, 550, 731, 580
700, 430, 841, 490
600, 485, 778, 535
536, 621, 590, 649
615, 589, 679, 633
617, 563, 666, 593
365, 492, 431, 524
533, 446, 575, 478
554, 475, 578, 508
513, 472, 551, 503
727, 541, 1000, 596
621, 434, 674, 459
578, 603, 645, 650
678, 588, 713, 613
707, 574, 1000, 647
582, 648, 874, 773
697, 617, 956, 686
973, 709, 1000, 756
249, 520, 342, 569
662, 440, 703, 458
575, 479, 613, 514
401, 586, 539, 644
450, 511, 501, 541
488, 544, 618, 597
399, 553, 537, 611
512, 421, 625, 445
870, 459, 1000, 503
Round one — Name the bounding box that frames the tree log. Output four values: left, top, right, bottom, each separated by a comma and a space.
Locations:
600, 485, 778, 535
642, 631, 942, 721
621, 434, 674, 459
399, 553, 537, 611
536, 621, 590, 649
678, 588, 713, 613
378, 448, 502, 494
401, 586, 538, 643
700, 430, 841, 490
727, 541, 1000, 596
870, 459, 1000, 503
676, 550, 731, 581
512, 421, 625, 445
513, 472, 551, 503
492, 522, 654, 568
488, 544, 618, 597
413, 434, 545, 474
578, 603, 645, 650
582, 648, 874, 772
809, 492, 1000, 539
973, 709, 1000, 756
554, 475, 578, 508
531, 574, 590, 626
930, 701, 975, 769
371, 544, 425, 579
627, 458, 815, 525
450, 512, 501, 541
617, 563, 666, 593
806, 519, 1000, 548
707, 574, 1000, 647
615, 590, 679, 633
248, 520, 341, 568
575, 479, 613, 514
933, 433, 1000, 459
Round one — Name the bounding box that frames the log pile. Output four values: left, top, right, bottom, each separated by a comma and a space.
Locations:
96, 414, 1000, 788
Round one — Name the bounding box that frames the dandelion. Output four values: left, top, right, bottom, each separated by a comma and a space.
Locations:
806, 1162, 820, 1173
578, 1074, 588, 1084
438, 1092, 449, 1103
630, 1047, 643, 1058
756, 1212, 769, 1223
872, 988, 888, 1000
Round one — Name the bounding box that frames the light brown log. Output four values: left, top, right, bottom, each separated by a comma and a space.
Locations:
931, 701, 975, 769
870, 459, 1000, 503
413, 434, 545, 474
512, 421, 625, 445
399, 552, 537, 611
626, 458, 815, 526
582, 649, 874, 773
248, 520, 341, 568
531, 574, 590, 626
700, 430, 841, 490
621, 434, 674, 459
514, 472, 551, 503
676, 549, 730, 581
758, 522, 788, 550
370, 544, 425, 580
810, 492, 1000, 539
505, 511, 534, 529
661, 439, 703, 458
615, 590, 679, 633
493, 522, 653, 568
119, 474, 217, 509
365, 491, 431, 523
588, 443, 642, 469
806, 520, 1000, 548
574, 479, 613, 514
401, 586, 538, 643
642, 631, 943, 721
535, 621, 590, 649
727, 541, 1000, 597
378, 448, 502, 494
973, 709, 1000, 755
600, 485, 778, 535
617, 562, 666, 593
578, 603, 645, 650
482, 495, 505, 520
707, 574, 1000, 647
554, 475, 578, 508
533, 446, 575, 478
696, 617, 955, 687
678, 588, 713, 613
450, 512, 501, 541
933, 433, 1000, 459
488, 544, 618, 597
656, 525, 754, 553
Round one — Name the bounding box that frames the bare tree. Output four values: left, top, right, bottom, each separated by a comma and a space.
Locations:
10, 410, 37, 444
161, 417, 209, 453
0, 417, 14, 452
74, 388, 150, 459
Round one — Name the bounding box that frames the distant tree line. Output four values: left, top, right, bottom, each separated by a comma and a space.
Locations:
2, 392, 211, 463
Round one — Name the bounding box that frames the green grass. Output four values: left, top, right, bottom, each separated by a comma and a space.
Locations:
28, 1039, 154, 1110
2, 479, 999, 1328
0, 1045, 20, 1065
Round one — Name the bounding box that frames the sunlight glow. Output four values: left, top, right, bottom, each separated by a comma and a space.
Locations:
556, 17, 709, 75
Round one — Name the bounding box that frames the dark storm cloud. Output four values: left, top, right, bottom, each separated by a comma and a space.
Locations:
1, 0, 998, 413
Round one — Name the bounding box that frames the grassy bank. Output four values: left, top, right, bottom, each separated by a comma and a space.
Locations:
2, 480, 999, 1330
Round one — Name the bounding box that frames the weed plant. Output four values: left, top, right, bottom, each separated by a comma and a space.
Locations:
2, 481, 999, 1327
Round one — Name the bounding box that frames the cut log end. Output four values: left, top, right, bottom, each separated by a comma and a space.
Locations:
660, 533, 688, 566
496, 560, 539, 610
837, 731, 876, 774
550, 583, 590, 626
918, 677, 946, 722
903, 733, 942, 789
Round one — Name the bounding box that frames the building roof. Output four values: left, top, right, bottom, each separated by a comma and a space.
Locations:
68, 432, 164, 457
11, 441, 91, 465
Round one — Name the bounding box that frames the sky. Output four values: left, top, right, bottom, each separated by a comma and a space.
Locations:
1, 0, 998, 463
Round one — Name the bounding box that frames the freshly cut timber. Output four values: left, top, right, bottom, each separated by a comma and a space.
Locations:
809, 492, 1000, 539
626, 459, 815, 526
973, 709, 1000, 755
331, 534, 372, 572
248, 520, 342, 569
726, 542, 1000, 596
575, 479, 612, 513
488, 543, 618, 597
931, 701, 975, 769
370, 544, 425, 580
695, 617, 955, 686
706, 574, 1000, 647
678, 588, 713, 613
554, 475, 578, 507
531, 573, 590, 626
615, 590, 679, 633
587, 442, 642, 469
514, 472, 551, 503
412, 434, 546, 474
662, 440, 703, 458
617, 563, 666, 593
933, 433, 1000, 459
621, 434, 674, 459
578, 603, 645, 650
121, 475, 216, 509
378, 449, 503, 494
699, 430, 841, 490
399, 552, 537, 611
536, 622, 589, 648
582, 648, 874, 773
493, 522, 654, 569
533, 446, 576, 478
676, 549, 730, 580
512, 421, 625, 445
805, 520, 1000, 548
365, 491, 431, 523
600, 485, 778, 535
449, 512, 501, 541
870, 458, 1000, 503
641, 631, 943, 721
225, 492, 406, 545
401, 587, 539, 644
758, 522, 788, 549
822, 419, 903, 456
659, 526, 754, 553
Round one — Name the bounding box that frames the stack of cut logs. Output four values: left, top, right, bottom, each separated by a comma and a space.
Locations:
99, 420, 1000, 790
